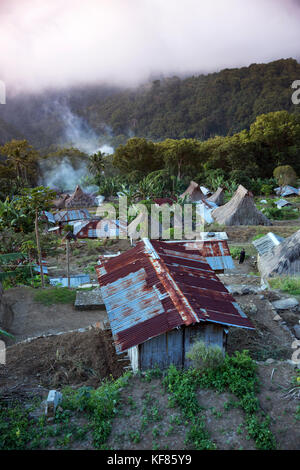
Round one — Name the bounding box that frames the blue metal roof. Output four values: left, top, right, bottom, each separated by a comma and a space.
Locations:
54, 209, 91, 223
49, 274, 90, 288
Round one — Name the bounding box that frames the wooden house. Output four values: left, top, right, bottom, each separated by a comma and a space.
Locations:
95, 239, 254, 372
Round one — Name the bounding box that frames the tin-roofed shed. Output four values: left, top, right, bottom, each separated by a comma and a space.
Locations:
252, 232, 284, 257
95, 239, 253, 371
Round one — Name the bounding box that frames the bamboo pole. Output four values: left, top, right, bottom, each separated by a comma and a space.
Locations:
66, 238, 70, 288
35, 209, 45, 288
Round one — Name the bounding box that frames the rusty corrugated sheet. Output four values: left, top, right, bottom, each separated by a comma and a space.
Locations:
54, 209, 91, 223
95, 239, 254, 353
163, 239, 235, 271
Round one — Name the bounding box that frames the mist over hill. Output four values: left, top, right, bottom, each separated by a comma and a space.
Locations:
0, 58, 300, 151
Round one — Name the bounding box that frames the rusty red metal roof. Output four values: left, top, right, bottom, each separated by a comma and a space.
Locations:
153, 197, 177, 206
95, 239, 254, 353
161, 240, 235, 271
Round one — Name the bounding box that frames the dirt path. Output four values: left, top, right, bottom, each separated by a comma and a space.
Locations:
3, 286, 108, 344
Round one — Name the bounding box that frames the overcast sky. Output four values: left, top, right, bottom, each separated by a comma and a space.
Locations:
0, 0, 300, 92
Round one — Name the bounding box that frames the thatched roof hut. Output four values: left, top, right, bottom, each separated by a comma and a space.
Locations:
207, 187, 224, 206
180, 181, 208, 204
65, 185, 95, 208
258, 229, 300, 279
51, 193, 70, 210
211, 185, 271, 226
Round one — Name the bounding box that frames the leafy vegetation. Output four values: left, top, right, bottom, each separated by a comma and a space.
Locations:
186, 341, 224, 371
0, 350, 279, 450
163, 350, 276, 450
269, 277, 300, 296
230, 247, 250, 260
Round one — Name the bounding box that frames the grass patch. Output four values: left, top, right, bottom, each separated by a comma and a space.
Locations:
34, 287, 77, 306
269, 277, 300, 296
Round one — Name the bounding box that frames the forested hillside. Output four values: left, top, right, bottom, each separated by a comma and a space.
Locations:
86, 58, 300, 142
0, 58, 300, 151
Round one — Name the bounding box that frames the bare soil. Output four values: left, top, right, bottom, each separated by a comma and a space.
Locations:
0, 328, 128, 391
2, 286, 108, 345
257, 362, 300, 450
227, 293, 293, 361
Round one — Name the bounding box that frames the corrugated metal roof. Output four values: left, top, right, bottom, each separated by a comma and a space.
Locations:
164, 239, 235, 270
276, 199, 291, 208
69, 220, 90, 235
49, 274, 90, 287
95, 239, 253, 353
153, 198, 176, 206
252, 232, 284, 256
41, 211, 56, 224
274, 186, 299, 197
166, 232, 228, 241
54, 209, 91, 223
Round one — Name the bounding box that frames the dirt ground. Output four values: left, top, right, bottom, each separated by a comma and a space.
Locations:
0, 328, 128, 391
227, 292, 294, 361
225, 223, 300, 243
2, 286, 108, 345
256, 362, 300, 450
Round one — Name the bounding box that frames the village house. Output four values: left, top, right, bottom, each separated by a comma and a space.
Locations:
95, 238, 254, 371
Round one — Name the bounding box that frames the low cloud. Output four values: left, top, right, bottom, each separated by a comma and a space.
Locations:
0, 0, 300, 93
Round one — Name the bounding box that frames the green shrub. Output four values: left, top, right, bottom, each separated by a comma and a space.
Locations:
260, 184, 273, 196
269, 277, 300, 295
261, 206, 298, 220
186, 341, 224, 371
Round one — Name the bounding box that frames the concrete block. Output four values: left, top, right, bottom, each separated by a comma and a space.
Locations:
45, 390, 62, 418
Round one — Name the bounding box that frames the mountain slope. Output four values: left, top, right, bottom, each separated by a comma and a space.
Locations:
0, 58, 300, 149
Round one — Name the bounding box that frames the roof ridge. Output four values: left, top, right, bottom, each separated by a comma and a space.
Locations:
144, 239, 199, 325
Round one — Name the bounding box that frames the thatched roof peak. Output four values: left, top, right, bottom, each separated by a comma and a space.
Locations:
211, 185, 271, 226
207, 187, 224, 206
180, 181, 207, 204
65, 185, 95, 208
258, 229, 300, 278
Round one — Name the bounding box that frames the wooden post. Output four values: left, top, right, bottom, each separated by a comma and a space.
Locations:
66, 238, 70, 288
35, 209, 45, 288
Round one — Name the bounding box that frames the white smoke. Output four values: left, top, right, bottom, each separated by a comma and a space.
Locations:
51, 101, 114, 155
40, 103, 114, 191
40, 157, 87, 192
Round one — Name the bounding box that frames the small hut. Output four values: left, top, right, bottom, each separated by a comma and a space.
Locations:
253, 232, 284, 257
258, 229, 300, 279
180, 181, 208, 204
211, 185, 271, 226
207, 187, 224, 206
274, 186, 299, 197
95, 239, 254, 371
65, 185, 95, 208
51, 194, 70, 210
